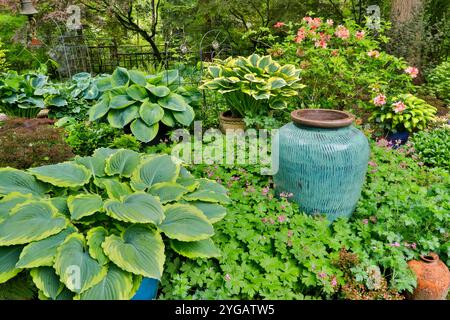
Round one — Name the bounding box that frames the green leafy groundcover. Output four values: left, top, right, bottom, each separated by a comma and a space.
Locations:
159, 143, 449, 299
0, 148, 230, 300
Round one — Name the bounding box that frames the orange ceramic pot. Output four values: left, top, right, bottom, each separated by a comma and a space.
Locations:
408, 253, 450, 300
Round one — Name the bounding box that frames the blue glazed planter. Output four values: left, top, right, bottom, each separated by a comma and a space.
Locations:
131, 278, 159, 300
386, 131, 409, 147
274, 110, 370, 222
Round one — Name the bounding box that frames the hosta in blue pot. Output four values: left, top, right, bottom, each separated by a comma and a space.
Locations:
132, 278, 159, 300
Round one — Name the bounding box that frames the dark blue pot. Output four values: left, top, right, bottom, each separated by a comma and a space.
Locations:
386, 131, 409, 147
274, 111, 370, 222
131, 278, 159, 300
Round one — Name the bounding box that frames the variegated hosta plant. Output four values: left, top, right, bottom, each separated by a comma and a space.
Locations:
200, 53, 304, 118
0, 148, 229, 300
89, 67, 198, 143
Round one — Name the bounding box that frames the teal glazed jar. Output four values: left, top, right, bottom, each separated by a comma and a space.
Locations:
274, 109, 370, 222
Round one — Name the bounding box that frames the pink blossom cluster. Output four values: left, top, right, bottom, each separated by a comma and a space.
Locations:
405, 66, 419, 78
335, 25, 350, 39
273, 21, 285, 28
373, 94, 386, 106
355, 30, 365, 40
295, 27, 307, 43
392, 101, 407, 113
367, 50, 380, 58
303, 17, 322, 29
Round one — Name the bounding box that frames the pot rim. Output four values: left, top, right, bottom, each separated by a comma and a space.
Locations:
291, 109, 354, 128
420, 253, 439, 263
219, 111, 244, 122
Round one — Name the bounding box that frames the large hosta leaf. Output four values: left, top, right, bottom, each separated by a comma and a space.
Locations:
89, 97, 110, 121
76, 266, 134, 300
105, 149, 140, 177
172, 105, 195, 126
183, 179, 231, 204
159, 204, 214, 241
161, 111, 176, 127
127, 85, 148, 101
109, 95, 135, 109
131, 155, 179, 190
86, 227, 108, 265
0, 168, 49, 196
95, 178, 132, 200
176, 167, 199, 192
130, 119, 159, 143
28, 163, 92, 188
190, 202, 227, 224
128, 70, 147, 87
158, 93, 189, 111
30, 267, 65, 300
0, 192, 34, 222
16, 226, 77, 269
102, 225, 165, 279
104, 192, 164, 225
0, 246, 22, 284
75, 155, 107, 178
140, 101, 164, 126
111, 67, 130, 87
54, 233, 107, 294
147, 85, 170, 97
149, 182, 189, 204
68, 194, 103, 220
0, 201, 69, 246
170, 239, 221, 258
107, 105, 140, 128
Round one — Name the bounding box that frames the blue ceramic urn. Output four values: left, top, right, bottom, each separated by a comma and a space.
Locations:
274, 109, 370, 222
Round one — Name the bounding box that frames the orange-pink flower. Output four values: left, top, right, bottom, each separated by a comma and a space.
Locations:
373, 94, 386, 106
273, 21, 285, 28
355, 30, 365, 40
295, 27, 307, 43
405, 66, 419, 78
367, 50, 380, 58
335, 25, 350, 39
393, 101, 407, 113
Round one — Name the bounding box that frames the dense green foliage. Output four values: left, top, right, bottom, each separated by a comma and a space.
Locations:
0, 118, 74, 169
410, 126, 450, 169
424, 58, 450, 103
160, 142, 449, 299
0, 148, 229, 299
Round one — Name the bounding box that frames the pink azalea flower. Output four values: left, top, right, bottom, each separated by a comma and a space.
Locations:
373, 94, 387, 106
335, 25, 350, 39
393, 101, 407, 113
355, 30, 365, 40
405, 66, 419, 78
411, 243, 417, 249
315, 40, 327, 48
308, 17, 322, 29
367, 50, 380, 58
326, 19, 334, 26
273, 22, 285, 28
295, 27, 307, 43
278, 215, 287, 223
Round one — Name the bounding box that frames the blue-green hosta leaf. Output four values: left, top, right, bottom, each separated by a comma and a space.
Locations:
47, 197, 70, 217
102, 225, 165, 279
83, 85, 99, 100
161, 111, 176, 127
89, 97, 110, 121
248, 53, 261, 67
104, 192, 164, 225
75, 155, 107, 178
170, 238, 221, 258
0, 246, 22, 284
0, 192, 34, 222
54, 233, 107, 294
110, 86, 128, 96
183, 179, 231, 204
94, 178, 132, 200
159, 204, 214, 241
149, 182, 189, 204
127, 84, 148, 101
160, 69, 180, 86
269, 98, 287, 110
257, 55, 272, 69
30, 267, 65, 300
28, 162, 92, 188
16, 226, 77, 268
128, 70, 147, 87
86, 227, 108, 265
105, 149, 140, 177
147, 85, 170, 97
140, 101, 164, 126
107, 105, 140, 128
158, 93, 189, 111
267, 77, 287, 90
94, 77, 112, 92
172, 105, 195, 126
0, 200, 69, 246
0, 168, 49, 196
76, 265, 134, 300
130, 119, 159, 143
176, 167, 200, 192
131, 154, 180, 190
68, 194, 103, 220
109, 95, 135, 110
111, 67, 130, 87
190, 202, 227, 224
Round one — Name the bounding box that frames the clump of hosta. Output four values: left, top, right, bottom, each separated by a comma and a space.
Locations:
0, 148, 229, 300
200, 53, 304, 118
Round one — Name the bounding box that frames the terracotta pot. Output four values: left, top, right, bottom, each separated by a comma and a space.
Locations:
219, 111, 245, 133
408, 253, 450, 300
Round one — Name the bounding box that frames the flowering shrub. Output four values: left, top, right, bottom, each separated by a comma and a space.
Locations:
369, 93, 437, 132
262, 17, 416, 111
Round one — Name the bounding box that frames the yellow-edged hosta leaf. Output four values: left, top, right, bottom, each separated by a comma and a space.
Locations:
149, 182, 189, 204
130, 119, 159, 143
183, 179, 230, 204
67, 194, 103, 220
170, 238, 221, 258
140, 101, 164, 126
94, 177, 132, 200
28, 163, 92, 188
54, 233, 107, 294
86, 227, 108, 265
0, 192, 34, 222
131, 154, 180, 190
105, 149, 140, 178
159, 204, 214, 241
30, 267, 65, 300
102, 225, 165, 279
158, 93, 189, 111
0, 168, 49, 196
0, 200, 69, 246
0, 246, 22, 284
190, 202, 227, 224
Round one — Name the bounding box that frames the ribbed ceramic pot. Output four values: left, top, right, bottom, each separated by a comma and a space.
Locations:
274, 109, 370, 222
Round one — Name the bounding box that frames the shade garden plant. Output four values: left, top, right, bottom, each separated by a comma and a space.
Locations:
0, 148, 229, 300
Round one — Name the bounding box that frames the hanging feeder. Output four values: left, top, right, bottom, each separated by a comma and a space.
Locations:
20, 0, 38, 16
